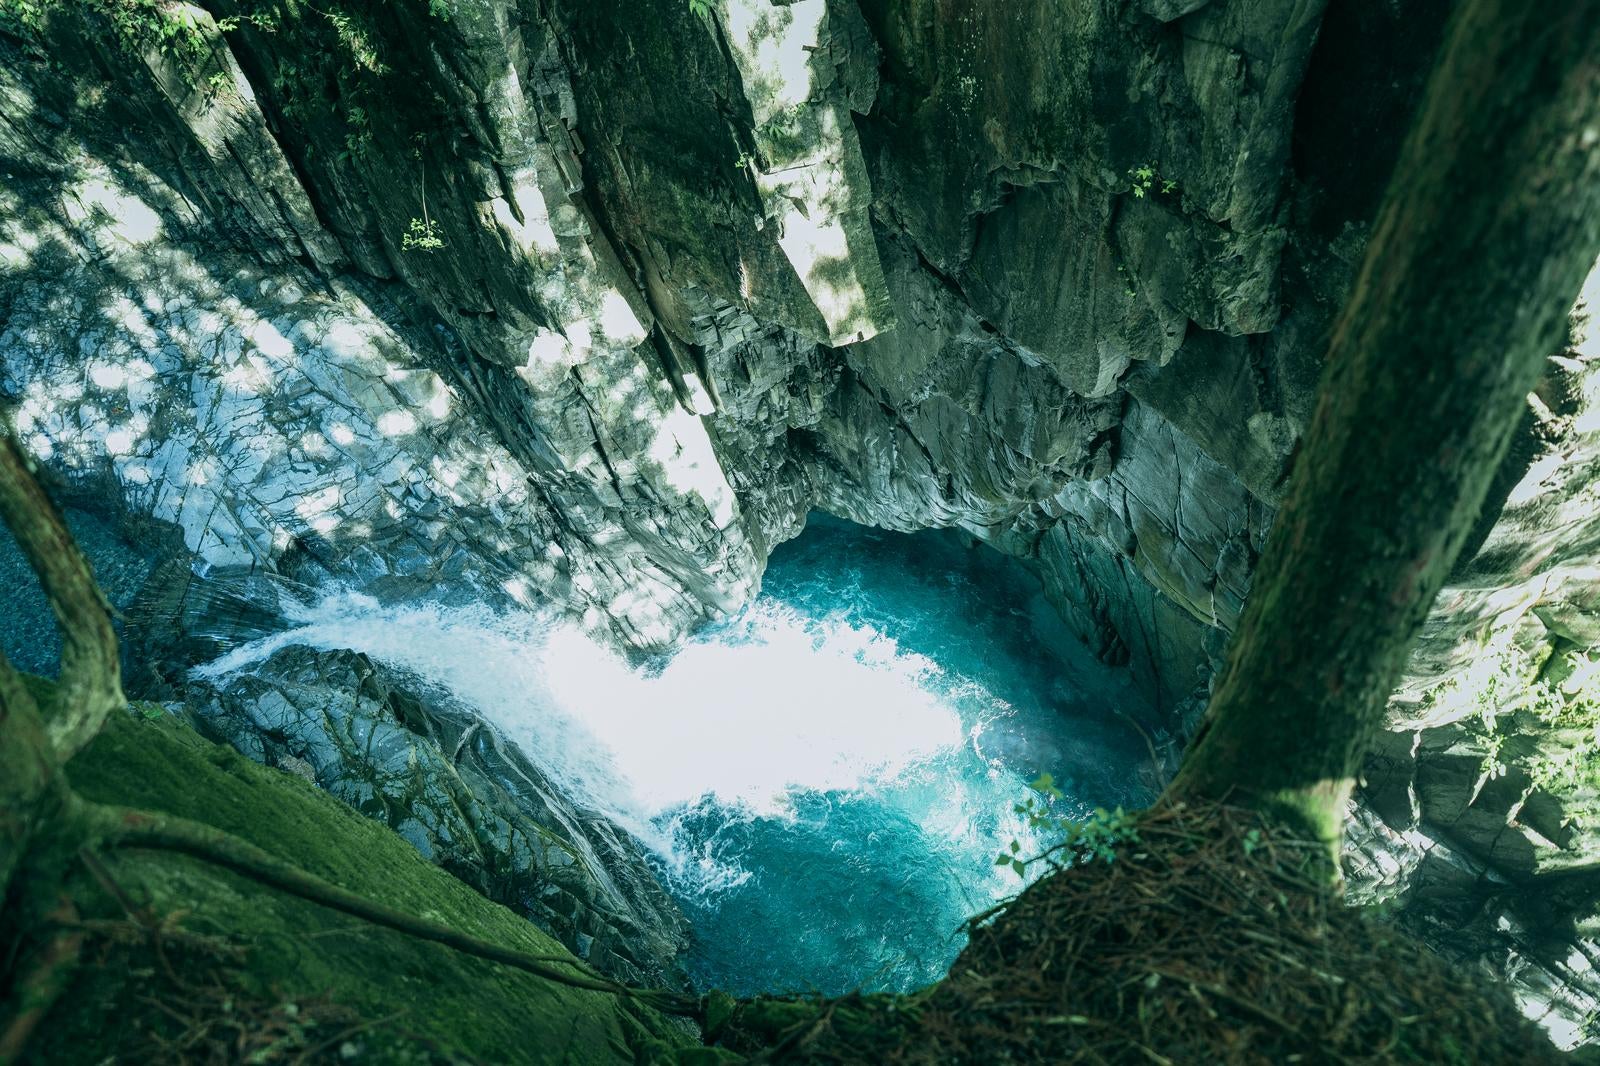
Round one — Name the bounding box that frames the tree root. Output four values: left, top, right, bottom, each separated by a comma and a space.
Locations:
82, 801, 701, 1016
0, 429, 124, 762
0, 896, 83, 1065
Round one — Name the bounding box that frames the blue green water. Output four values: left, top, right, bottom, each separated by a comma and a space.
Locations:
659, 516, 1155, 995
192, 514, 1155, 997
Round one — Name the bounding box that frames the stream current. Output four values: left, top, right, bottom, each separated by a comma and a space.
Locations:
194, 515, 1155, 995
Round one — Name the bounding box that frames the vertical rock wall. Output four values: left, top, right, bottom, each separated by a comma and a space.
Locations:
1, 0, 1374, 699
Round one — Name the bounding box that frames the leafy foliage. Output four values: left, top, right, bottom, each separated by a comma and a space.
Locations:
1454, 640, 1600, 828
994, 773, 1142, 877
1127, 162, 1178, 199
2, 0, 206, 64
401, 217, 445, 252
0, 0, 279, 87
1526, 649, 1600, 800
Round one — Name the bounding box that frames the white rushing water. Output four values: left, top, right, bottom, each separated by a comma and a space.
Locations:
194, 518, 1154, 993
198, 592, 988, 868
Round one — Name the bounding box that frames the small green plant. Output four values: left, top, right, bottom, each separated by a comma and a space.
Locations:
1478, 729, 1508, 784
994, 774, 1142, 877
689, 0, 712, 17
204, 68, 231, 100
758, 102, 810, 157
317, 6, 385, 74
1526, 651, 1600, 805
1242, 827, 1263, 856
338, 103, 374, 164
1128, 163, 1178, 199
1579, 1006, 1600, 1046
402, 217, 444, 252
401, 133, 446, 252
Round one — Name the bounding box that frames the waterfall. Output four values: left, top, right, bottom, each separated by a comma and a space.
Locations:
194, 517, 1154, 994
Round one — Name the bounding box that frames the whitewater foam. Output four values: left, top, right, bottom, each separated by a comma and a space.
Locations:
193, 588, 1025, 877
191, 519, 1151, 993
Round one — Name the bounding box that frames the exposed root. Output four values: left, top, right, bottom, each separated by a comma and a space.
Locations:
29, 888, 469, 1064
0, 897, 82, 1065
86, 802, 702, 1017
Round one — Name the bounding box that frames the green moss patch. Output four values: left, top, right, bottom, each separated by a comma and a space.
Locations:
27, 704, 691, 1064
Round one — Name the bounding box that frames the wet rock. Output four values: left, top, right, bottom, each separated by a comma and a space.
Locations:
182, 643, 688, 986
1344, 804, 1600, 1051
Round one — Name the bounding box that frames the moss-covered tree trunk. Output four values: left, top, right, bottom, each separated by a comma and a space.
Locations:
0, 431, 118, 902
0, 433, 123, 757
1165, 0, 1600, 847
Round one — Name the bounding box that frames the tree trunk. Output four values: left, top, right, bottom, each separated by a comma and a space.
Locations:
0, 649, 56, 900
0, 432, 124, 761
1165, 0, 1600, 848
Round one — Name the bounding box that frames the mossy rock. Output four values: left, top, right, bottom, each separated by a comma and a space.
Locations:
27, 703, 694, 1064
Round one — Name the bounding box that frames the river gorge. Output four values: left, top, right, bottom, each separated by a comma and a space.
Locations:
3, 0, 1599, 1059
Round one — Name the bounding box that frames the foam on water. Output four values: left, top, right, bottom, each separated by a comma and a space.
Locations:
194, 517, 1153, 994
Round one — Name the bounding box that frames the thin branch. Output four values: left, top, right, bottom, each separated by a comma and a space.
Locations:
0, 429, 124, 760
85, 803, 700, 1016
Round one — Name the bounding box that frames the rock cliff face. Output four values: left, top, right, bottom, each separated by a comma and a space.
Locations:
1, 0, 1370, 697
1343, 267, 1600, 1047
2, 0, 1597, 1043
